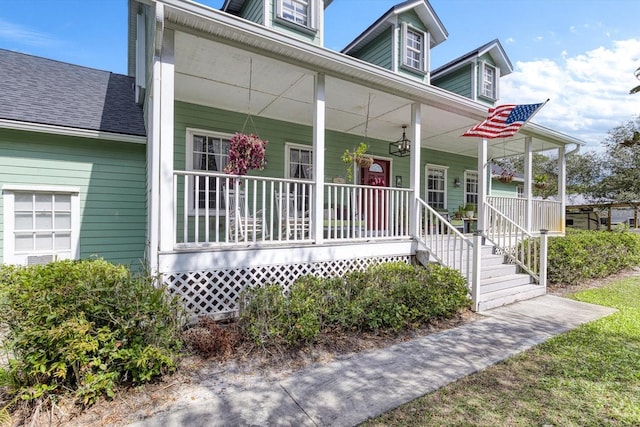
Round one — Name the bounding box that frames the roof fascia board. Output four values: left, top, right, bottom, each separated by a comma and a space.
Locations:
0, 119, 147, 144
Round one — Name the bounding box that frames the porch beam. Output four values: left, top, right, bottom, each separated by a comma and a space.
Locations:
477, 138, 487, 231
312, 73, 326, 244
558, 145, 566, 233
409, 103, 422, 238
524, 136, 533, 233
158, 28, 175, 253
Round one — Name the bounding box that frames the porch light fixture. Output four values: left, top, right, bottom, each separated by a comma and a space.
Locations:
389, 125, 411, 157
453, 177, 461, 187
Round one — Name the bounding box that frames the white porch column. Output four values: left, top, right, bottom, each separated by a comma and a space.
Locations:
312, 73, 326, 244
558, 145, 567, 233
158, 28, 175, 253
523, 136, 533, 232
476, 138, 487, 231
409, 103, 422, 238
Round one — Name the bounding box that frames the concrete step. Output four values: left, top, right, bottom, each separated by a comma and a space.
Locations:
477, 284, 547, 311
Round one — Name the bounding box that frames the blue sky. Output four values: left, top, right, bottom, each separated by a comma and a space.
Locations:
1, 0, 639, 150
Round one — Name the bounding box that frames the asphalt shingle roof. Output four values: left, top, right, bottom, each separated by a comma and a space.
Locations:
0, 49, 146, 137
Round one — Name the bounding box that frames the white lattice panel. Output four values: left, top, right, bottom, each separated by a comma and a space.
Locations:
164, 255, 410, 316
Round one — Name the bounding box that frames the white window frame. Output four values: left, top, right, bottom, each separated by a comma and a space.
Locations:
425, 164, 448, 210
401, 23, 428, 73
480, 62, 498, 100
285, 142, 313, 180
517, 184, 524, 198
185, 128, 233, 216
464, 170, 479, 206
277, 0, 315, 30
2, 184, 80, 265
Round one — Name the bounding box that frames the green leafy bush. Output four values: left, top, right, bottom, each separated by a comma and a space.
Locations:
239, 262, 470, 347
548, 229, 640, 285
0, 259, 183, 406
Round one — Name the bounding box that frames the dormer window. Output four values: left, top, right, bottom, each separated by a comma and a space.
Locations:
401, 23, 428, 73
278, 0, 313, 29
481, 62, 498, 99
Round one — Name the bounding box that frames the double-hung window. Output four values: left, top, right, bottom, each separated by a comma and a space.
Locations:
464, 171, 478, 206
481, 62, 498, 99
278, 0, 312, 28
187, 129, 230, 214
286, 143, 313, 213
402, 23, 428, 72
426, 165, 447, 210
3, 185, 79, 265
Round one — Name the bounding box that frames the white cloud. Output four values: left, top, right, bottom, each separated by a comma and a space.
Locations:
501, 38, 640, 150
0, 18, 57, 47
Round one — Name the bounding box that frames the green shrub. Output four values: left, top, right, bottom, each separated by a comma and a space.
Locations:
0, 259, 183, 406
239, 262, 470, 347
548, 230, 640, 285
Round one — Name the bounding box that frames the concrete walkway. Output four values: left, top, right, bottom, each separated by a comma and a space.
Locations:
129, 295, 616, 427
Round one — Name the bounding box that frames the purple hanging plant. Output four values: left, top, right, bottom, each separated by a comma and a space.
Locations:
224, 133, 268, 175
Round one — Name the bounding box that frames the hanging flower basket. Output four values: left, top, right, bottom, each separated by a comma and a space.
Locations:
224, 132, 268, 176
497, 170, 515, 183
534, 182, 549, 189
355, 155, 374, 168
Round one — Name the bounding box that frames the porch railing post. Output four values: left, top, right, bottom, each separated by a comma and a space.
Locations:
539, 229, 548, 289
472, 230, 483, 311
524, 136, 533, 233
312, 73, 325, 244
409, 102, 422, 238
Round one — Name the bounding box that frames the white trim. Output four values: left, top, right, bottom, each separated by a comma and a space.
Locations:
275, 0, 316, 31
284, 141, 313, 179
2, 185, 80, 265
2, 184, 80, 193
425, 164, 448, 209
479, 61, 497, 101
0, 119, 147, 144
400, 22, 427, 74
464, 170, 479, 207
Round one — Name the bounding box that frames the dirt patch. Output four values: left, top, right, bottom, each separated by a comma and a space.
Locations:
4, 310, 483, 426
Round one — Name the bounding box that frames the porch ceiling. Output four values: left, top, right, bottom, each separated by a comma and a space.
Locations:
173, 31, 563, 160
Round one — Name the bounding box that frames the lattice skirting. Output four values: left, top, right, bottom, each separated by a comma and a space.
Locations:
164, 255, 411, 316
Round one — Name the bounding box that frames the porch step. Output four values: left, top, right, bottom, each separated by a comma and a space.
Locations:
481, 263, 519, 279
477, 283, 546, 312
480, 273, 533, 293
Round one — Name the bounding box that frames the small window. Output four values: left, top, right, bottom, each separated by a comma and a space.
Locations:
426, 165, 447, 210
187, 130, 231, 214
3, 186, 79, 265
481, 62, 497, 99
464, 171, 478, 206
278, 0, 312, 28
402, 24, 427, 72
517, 184, 524, 198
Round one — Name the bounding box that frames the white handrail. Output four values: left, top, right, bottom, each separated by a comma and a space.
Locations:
416, 198, 474, 287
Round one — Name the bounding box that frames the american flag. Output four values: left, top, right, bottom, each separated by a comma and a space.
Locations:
462, 102, 545, 139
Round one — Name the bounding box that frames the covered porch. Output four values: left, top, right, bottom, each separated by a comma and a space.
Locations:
148, 2, 579, 315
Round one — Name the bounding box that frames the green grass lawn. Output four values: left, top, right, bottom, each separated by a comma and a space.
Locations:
364, 277, 640, 426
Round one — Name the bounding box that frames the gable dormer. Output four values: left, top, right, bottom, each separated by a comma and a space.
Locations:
431, 39, 513, 106
222, 0, 333, 46
341, 0, 447, 84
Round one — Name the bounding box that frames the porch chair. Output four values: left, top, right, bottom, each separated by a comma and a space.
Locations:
227, 189, 266, 242
275, 191, 310, 240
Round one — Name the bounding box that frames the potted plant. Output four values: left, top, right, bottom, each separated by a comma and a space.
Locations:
534, 174, 549, 189
454, 205, 464, 220
224, 132, 268, 176
342, 142, 373, 181
464, 203, 475, 218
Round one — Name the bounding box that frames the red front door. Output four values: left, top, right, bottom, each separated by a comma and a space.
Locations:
361, 159, 390, 231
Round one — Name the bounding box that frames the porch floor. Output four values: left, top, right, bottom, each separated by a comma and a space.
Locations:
130, 295, 616, 426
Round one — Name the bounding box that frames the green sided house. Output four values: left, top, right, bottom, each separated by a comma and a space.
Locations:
0, 0, 584, 316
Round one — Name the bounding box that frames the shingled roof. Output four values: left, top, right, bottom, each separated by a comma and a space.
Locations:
0, 49, 146, 137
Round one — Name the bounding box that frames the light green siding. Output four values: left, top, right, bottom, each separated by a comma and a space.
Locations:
352, 28, 393, 71
240, 0, 264, 24
491, 179, 519, 197
432, 64, 473, 99
0, 129, 147, 268
421, 149, 478, 214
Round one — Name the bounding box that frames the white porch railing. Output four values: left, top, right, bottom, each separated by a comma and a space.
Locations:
324, 183, 412, 241
173, 171, 414, 247
416, 198, 474, 286
484, 202, 540, 281
487, 196, 563, 233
